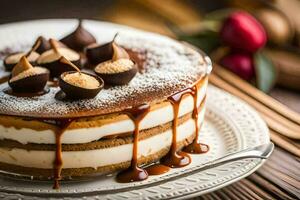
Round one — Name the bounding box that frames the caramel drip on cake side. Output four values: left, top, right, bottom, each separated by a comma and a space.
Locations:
0, 75, 209, 185
160, 87, 192, 168
183, 77, 209, 154
145, 76, 209, 175
52, 119, 74, 189
116, 104, 150, 183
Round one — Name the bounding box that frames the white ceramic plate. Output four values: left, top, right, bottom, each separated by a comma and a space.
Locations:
0, 20, 270, 199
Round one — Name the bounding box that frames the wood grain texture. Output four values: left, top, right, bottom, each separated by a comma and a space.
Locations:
209, 73, 300, 140
203, 69, 300, 199
194, 148, 300, 200
213, 66, 300, 125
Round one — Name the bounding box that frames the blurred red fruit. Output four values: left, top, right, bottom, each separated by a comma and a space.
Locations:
220, 53, 255, 81
220, 11, 267, 53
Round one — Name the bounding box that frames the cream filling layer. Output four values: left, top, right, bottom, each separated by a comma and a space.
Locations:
0, 80, 207, 145
0, 108, 205, 169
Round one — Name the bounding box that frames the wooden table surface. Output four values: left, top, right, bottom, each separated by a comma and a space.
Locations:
0, 1, 299, 199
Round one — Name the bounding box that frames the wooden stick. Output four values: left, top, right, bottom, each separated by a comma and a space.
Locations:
215, 190, 231, 200
210, 72, 300, 136
268, 157, 300, 178
209, 192, 222, 200
264, 160, 300, 181
270, 130, 300, 157
248, 173, 295, 200
273, 147, 300, 165
209, 74, 300, 139
222, 187, 240, 200
213, 65, 300, 125
260, 164, 299, 184
240, 179, 274, 199
200, 195, 212, 200
257, 166, 300, 198
230, 184, 254, 200
262, 115, 300, 139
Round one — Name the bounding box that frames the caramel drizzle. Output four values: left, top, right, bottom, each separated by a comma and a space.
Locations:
52, 118, 74, 189
116, 76, 209, 180
183, 77, 209, 154
183, 96, 208, 153
15, 76, 209, 187
160, 87, 192, 168
145, 164, 170, 176
116, 104, 150, 183
146, 76, 209, 173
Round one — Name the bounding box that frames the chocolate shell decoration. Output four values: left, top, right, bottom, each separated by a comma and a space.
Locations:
3, 37, 43, 71
37, 39, 81, 78
85, 34, 118, 65
94, 40, 137, 85
34, 36, 52, 54
60, 19, 96, 52
59, 57, 104, 99
8, 56, 49, 93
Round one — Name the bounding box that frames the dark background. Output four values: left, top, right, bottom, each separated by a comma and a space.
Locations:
0, 0, 114, 24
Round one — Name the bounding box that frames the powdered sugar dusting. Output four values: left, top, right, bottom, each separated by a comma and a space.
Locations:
0, 29, 208, 118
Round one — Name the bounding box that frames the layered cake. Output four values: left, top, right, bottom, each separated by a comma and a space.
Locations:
0, 20, 211, 188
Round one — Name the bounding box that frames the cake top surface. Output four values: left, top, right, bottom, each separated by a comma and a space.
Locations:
0, 19, 210, 118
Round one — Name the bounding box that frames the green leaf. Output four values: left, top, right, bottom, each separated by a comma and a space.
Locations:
178, 30, 220, 54
254, 52, 277, 93
203, 8, 237, 22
